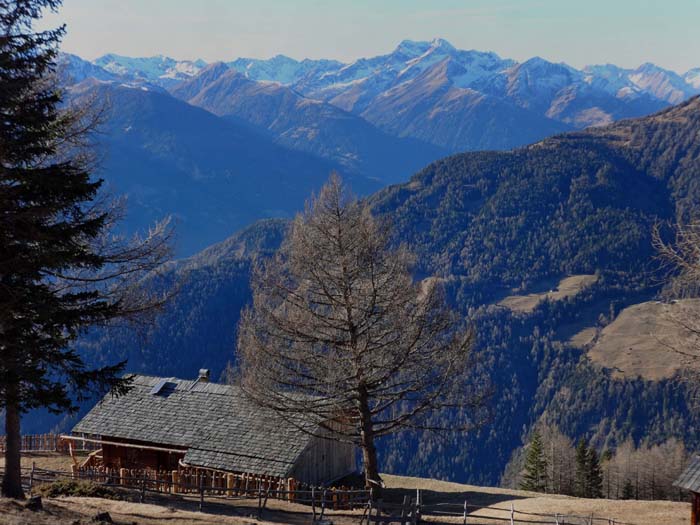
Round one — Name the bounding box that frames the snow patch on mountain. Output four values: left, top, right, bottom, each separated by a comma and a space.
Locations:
94, 54, 206, 87
228, 55, 343, 85
685, 68, 700, 90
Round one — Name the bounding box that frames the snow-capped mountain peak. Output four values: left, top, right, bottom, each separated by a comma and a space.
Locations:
428, 37, 456, 52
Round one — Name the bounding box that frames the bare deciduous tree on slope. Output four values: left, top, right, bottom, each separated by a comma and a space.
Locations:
237, 174, 486, 495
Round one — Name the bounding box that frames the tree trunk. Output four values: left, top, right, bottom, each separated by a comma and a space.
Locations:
2, 383, 24, 499
358, 386, 382, 500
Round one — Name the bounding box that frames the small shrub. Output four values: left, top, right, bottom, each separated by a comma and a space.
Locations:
35, 479, 120, 499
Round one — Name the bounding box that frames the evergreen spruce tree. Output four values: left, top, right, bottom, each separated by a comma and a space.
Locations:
0, 0, 171, 498
520, 430, 548, 492
622, 479, 635, 500
588, 448, 604, 498
574, 438, 590, 497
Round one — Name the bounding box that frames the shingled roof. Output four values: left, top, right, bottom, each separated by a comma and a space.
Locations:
72, 375, 314, 477
674, 455, 700, 492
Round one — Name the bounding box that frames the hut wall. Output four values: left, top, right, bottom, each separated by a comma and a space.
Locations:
289, 422, 356, 485
101, 436, 184, 471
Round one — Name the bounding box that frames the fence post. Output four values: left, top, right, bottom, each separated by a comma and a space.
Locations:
199, 474, 204, 512
463, 499, 468, 525
555, 513, 560, 525
416, 489, 422, 522
321, 488, 327, 519
140, 471, 146, 503
262, 487, 271, 518
399, 495, 406, 521
226, 473, 234, 497
29, 461, 35, 495
510, 502, 514, 525
257, 485, 263, 519
311, 486, 316, 522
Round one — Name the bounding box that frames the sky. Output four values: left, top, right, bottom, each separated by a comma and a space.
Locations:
37, 0, 700, 73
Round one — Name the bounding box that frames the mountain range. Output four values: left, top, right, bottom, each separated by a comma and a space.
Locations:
70, 38, 700, 145
55, 40, 699, 255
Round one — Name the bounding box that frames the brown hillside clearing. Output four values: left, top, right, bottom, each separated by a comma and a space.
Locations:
587, 299, 700, 380
498, 274, 598, 313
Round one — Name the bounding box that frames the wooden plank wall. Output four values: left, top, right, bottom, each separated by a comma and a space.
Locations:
289, 420, 356, 485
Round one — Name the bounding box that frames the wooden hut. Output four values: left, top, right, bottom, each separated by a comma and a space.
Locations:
674, 455, 700, 525
64, 371, 356, 486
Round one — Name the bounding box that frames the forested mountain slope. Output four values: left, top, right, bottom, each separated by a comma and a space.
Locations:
368, 95, 700, 483
29, 97, 700, 485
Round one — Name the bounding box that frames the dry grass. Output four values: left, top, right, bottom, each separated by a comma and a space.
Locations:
383, 475, 688, 525
568, 326, 598, 348
0, 495, 328, 525
587, 299, 700, 380
0, 451, 86, 471
498, 274, 598, 313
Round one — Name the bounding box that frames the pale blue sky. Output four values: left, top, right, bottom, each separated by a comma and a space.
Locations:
38, 0, 699, 73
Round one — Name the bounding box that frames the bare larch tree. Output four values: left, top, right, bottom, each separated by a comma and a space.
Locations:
237, 174, 483, 495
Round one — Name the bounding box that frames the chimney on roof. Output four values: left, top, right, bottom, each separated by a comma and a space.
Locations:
198, 369, 210, 383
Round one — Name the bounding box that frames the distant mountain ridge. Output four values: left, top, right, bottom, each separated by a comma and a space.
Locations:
170, 63, 446, 183
62, 40, 699, 154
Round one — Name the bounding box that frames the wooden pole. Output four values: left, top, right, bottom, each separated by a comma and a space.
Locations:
510, 502, 515, 525
463, 499, 468, 525
312, 486, 316, 522
416, 489, 422, 522
140, 471, 146, 503
262, 487, 270, 518
226, 473, 234, 497
199, 474, 204, 512
29, 461, 35, 495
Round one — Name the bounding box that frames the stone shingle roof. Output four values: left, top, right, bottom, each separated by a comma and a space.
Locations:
675, 455, 700, 492
72, 375, 313, 477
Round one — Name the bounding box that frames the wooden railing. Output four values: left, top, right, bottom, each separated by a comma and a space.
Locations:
70, 464, 366, 511
0, 433, 100, 453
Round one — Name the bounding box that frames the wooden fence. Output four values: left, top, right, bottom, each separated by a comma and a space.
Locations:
0, 433, 99, 453
69, 464, 365, 510
14, 464, 368, 519
1, 464, 647, 525
405, 495, 645, 525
